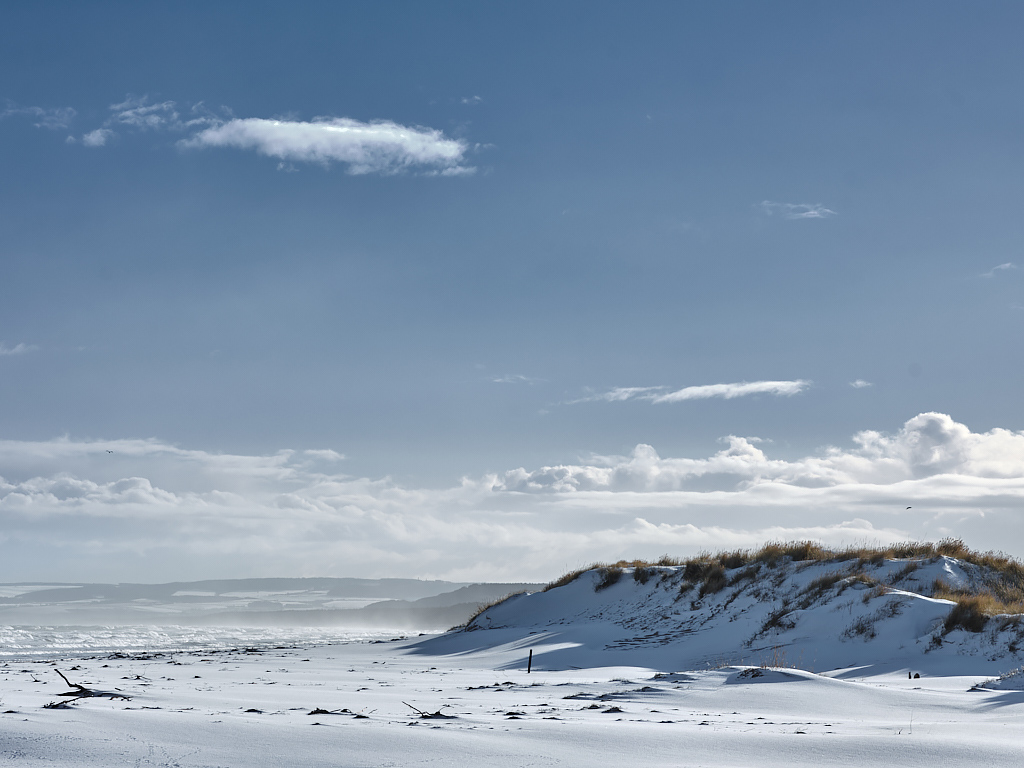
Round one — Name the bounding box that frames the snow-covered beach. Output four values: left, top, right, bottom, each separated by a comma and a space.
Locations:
5, 552, 1024, 767
3, 631, 1024, 767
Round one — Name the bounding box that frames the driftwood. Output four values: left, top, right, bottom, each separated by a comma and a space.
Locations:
42, 668, 131, 708
403, 701, 455, 719
308, 706, 370, 721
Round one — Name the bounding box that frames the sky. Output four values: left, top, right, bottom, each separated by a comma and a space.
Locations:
2, 1, 1024, 583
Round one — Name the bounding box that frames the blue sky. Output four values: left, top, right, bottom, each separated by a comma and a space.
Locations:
3, 2, 1024, 582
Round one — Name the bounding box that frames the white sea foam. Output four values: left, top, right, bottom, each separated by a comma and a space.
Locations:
0, 625, 408, 660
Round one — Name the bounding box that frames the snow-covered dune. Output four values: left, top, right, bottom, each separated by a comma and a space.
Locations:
421, 554, 1024, 677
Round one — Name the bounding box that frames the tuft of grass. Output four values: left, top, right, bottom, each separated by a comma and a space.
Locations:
843, 616, 878, 640
699, 564, 728, 598
889, 561, 920, 584
459, 591, 527, 630
801, 570, 846, 596
759, 646, 795, 669
718, 550, 749, 570
862, 584, 889, 604
728, 565, 760, 587
594, 566, 623, 592
542, 567, 588, 592
760, 604, 796, 635
683, 558, 717, 582
944, 596, 991, 633
933, 578, 1024, 626
936, 537, 971, 559
849, 572, 879, 587
632, 565, 654, 584
797, 570, 846, 608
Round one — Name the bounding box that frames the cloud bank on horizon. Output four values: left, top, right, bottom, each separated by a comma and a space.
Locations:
2, 413, 1022, 583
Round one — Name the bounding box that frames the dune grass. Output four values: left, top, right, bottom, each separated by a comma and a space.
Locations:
533, 539, 1024, 629
459, 591, 528, 629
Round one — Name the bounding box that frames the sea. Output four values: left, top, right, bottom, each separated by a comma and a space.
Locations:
0, 625, 411, 661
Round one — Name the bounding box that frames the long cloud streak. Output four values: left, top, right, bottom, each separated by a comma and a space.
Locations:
571, 380, 810, 405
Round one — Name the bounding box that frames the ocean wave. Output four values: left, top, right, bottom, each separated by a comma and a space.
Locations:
0, 625, 407, 660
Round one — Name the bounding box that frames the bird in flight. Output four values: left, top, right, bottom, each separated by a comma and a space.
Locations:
106, 450, 114, 454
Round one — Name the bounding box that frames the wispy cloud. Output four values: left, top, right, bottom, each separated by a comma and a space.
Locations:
108, 95, 217, 132
68, 96, 218, 147
2, 413, 1024, 581
180, 117, 473, 175
760, 201, 837, 219
1, 103, 76, 130
109, 96, 180, 130
981, 262, 1016, 278
461, 95, 483, 105
850, 379, 873, 389
491, 374, 543, 384
567, 386, 665, 404
0, 342, 36, 356
570, 380, 810, 405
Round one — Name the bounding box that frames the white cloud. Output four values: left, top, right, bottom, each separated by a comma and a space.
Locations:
82, 129, 115, 147
461, 95, 483, 105
850, 379, 873, 389
50, 95, 477, 177
1, 103, 76, 129
651, 379, 810, 403
3, 413, 1024, 582
760, 201, 837, 219
981, 262, 1016, 278
0, 342, 36, 356
303, 449, 345, 462
498, 412, 1024, 495
570, 380, 810, 405
180, 117, 473, 175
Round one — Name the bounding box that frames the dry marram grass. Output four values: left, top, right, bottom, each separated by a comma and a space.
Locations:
522, 539, 1024, 634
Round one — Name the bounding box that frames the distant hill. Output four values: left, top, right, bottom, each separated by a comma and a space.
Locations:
0, 577, 468, 604
0, 578, 543, 628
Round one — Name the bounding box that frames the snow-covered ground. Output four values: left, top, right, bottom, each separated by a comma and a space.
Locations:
3, 556, 1024, 766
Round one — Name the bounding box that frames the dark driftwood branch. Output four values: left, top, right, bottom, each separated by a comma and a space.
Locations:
403, 701, 454, 719
43, 669, 131, 708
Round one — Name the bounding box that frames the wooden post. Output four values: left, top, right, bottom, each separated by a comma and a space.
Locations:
527, 649, 533, 673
